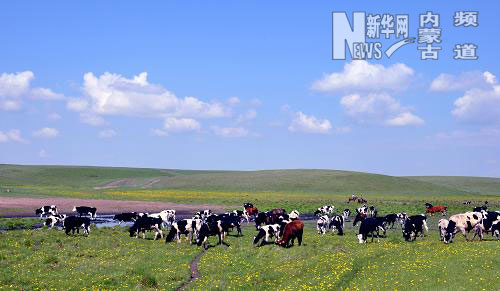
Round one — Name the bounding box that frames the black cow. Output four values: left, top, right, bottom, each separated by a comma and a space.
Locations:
63, 216, 91, 236
113, 212, 138, 223
129, 216, 163, 240
328, 215, 344, 235
357, 217, 385, 243
72, 206, 97, 219
384, 214, 398, 229
473, 205, 488, 212
402, 214, 428, 242
196, 216, 225, 249
35, 205, 58, 218
255, 212, 270, 229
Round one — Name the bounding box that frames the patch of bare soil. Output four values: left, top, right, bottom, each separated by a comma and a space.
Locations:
0, 196, 235, 217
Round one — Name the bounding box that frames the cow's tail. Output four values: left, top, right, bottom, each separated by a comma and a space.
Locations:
423, 219, 429, 232
165, 227, 177, 243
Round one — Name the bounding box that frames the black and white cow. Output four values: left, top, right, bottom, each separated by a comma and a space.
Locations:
492, 220, 500, 240
165, 219, 201, 244
472, 205, 488, 212
63, 216, 91, 236
72, 206, 97, 219
149, 210, 176, 228
196, 215, 226, 249
231, 210, 250, 223
402, 214, 428, 242
255, 212, 270, 229
357, 217, 385, 243
129, 216, 163, 240
328, 214, 344, 235
444, 211, 483, 243
314, 205, 335, 216
397, 212, 408, 228
342, 209, 351, 221
357, 205, 368, 215
316, 215, 329, 234
472, 211, 500, 240
44, 214, 66, 228
253, 224, 280, 246
289, 210, 300, 220
113, 212, 138, 224
383, 214, 398, 229
217, 213, 243, 237
35, 205, 58, 218
438, 219, 449, 241
368, 205, 378, 218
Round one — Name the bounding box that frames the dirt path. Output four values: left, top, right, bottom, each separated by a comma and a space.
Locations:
178, 249, 206, 291
0, 196, 236, 217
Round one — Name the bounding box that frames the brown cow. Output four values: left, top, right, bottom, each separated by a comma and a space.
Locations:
278, 220, 304, 247
426, 206, 447, 216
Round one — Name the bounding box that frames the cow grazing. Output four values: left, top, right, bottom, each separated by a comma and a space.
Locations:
328, 215, 344, 235
44, 214, 66, 228
72, 206, 97, 219
343, 209, 351, 221
426, 206, 448, 216
63, 216, 91, 236
253, 224, 280, 246
278, 220, 304, 248
196, 216, 225, 249
348, 195, 367, 203
314, 205, 335, 216
463, 201, 471, 205
289, 210, 300, 220
35, 205, 58, 218
129, 216, 163, 240
402, 215, 428, 242
113, 212, 138, 224
316, 215, 330, 234
357, 217, 385, 243
368, 205, 378, 218
443, 212, 483, 243
438, 219, 449, 241
165, 219, 200, 244
383, 214, 398, 229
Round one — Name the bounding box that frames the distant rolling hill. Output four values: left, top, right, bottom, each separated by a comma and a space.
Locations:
1, 164, 499, 196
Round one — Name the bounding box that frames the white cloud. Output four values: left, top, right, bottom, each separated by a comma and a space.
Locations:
80, 113, 107, 126
312, 61, 414, 93
0, 99, 21, 111
0, 129, 28, 143
33, 127, 59, 138
237, 109, 257, 123
211, 126, 249, 138
0, 71, 34, 97
31, 87, 65, 100
164, 117, 200, 133
288, 112, 332, 134
150, 128, 169, 137
67, 98, 88, 112
446, 72, 500, 124
39, 149, 48, 158
98, 129, 116, 139
227, 97, 240, 105
47, 113, 61, 120
81, 72, 230, 118
386, 112, 424, 126
340, 93, 424, 126
430, 71, 495, 92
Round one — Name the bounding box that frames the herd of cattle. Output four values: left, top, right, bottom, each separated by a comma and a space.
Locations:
34, 199, 499, 248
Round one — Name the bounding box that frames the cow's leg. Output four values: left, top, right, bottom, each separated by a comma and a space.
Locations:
297, 232, 303, 246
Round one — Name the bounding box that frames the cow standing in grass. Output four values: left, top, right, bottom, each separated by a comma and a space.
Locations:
35, 205, 58, 218
129, 216, 163, 240
64, 216, 91, 236
278, 220, 304, 248
438, 219, 449, 241
253, 224, 280, 246
357, 218, 385, 243
444, 212, 483, 243
44, 214, 66, 228
72, 206, 97, 219
402, 214, 428, 242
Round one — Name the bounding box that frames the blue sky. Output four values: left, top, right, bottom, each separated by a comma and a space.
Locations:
0, 0, 499, 177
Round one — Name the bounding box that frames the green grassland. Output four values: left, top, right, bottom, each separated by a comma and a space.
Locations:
0, 222, 498, 290
1, 164, 499, 215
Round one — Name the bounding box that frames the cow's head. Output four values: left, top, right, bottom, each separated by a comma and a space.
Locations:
35, 208, 43, 215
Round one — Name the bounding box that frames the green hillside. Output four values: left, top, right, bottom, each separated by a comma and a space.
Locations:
406, 176, 500, 195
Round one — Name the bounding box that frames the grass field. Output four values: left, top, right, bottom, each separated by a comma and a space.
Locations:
0, 164, 499, 289
0, 222, 498, 290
